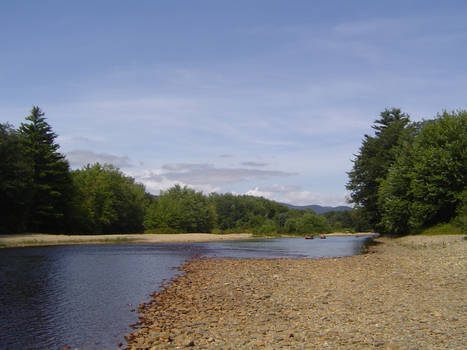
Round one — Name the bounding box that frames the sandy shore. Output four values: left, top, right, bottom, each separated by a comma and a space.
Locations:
0, 233, 253, 248
125, 235, 466, 349
0, 232, 372, 248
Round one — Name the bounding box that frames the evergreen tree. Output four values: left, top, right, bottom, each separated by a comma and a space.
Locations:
346, 108, 412, 230
0, 123, 32, 233
18, 106, 72, 232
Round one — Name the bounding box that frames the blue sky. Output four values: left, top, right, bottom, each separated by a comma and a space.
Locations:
1, 1, 466, 205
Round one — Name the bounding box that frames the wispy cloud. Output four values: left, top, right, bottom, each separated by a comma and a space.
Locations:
4, 3, 465, 207
142, 164, 295, 186
163, 167, 295, 185
129, 163, 297, 195
67, 149, 132, 169
162, 163, 211, 171
240, 161, 268, 167
246, 185, 348, 207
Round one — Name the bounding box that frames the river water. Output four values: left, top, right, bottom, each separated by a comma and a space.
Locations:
0, 236, 372, 350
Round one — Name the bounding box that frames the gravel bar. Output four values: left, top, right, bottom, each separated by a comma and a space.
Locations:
124, 235, 466, 349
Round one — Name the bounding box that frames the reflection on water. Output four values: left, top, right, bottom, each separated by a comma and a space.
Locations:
0, 236, 373, 350
0, 244, 199, 350
200, 236, 370, 259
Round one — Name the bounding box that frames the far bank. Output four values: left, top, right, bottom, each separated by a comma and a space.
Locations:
0, 232, 378, 248
0, 233, 254, 248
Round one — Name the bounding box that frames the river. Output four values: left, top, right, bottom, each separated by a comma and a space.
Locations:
0, 236, 372, 349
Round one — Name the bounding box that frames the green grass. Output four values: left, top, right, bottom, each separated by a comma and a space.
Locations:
144, 228, 184, 234
418, 222, 464, 235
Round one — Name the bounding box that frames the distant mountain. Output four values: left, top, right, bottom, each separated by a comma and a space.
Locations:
279, 203, 352, 214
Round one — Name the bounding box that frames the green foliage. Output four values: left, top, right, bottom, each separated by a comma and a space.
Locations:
347, 108, 413, 229
18, 107, 73, 232
144, 185, 216, 233
408, 111, 466, 227
417, 222, 464, 236
0, 123, 32, 233
296, 211, 331, 234
3, 106, 342, 236
144, 227, 183, 234
378, 110, 467, 234
10, 105, 464, 238
377, 148, 414, 235
454, 189, 467, 233
70, 163, 148, 234
209, 193, 288, 232
322, 210, 358, 232
253, 219, 279, 236
280, 210, 331, 235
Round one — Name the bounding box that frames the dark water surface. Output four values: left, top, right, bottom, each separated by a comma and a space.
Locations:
0, 236, 372, 350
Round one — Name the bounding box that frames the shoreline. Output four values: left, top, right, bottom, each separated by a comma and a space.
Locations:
0, 232, 375, 248
0, 233, 255, 248
125, 235, 466, 349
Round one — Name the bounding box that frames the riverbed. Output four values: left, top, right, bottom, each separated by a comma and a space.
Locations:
126, 235, 466, 349
0, 236, 373, 350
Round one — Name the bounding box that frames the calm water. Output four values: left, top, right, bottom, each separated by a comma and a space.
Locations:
0, 236, 372, 350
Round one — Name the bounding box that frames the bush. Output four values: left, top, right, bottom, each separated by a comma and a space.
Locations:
253, 219, 278, 236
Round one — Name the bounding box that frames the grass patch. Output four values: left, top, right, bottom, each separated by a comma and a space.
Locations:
144, 228, 184, 234
418, 222, 464, 236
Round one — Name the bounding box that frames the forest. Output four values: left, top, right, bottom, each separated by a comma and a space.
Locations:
0, 106, 346, 235
347, 108, 466, 235
1, 106, 465, 236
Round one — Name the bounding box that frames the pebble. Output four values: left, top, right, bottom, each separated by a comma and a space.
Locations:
124, 235, 466, 349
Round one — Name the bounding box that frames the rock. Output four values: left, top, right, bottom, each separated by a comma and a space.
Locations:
123, 237, 466, 349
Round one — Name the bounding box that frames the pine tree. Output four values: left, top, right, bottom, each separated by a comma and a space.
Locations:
18, 106, 72, 232
0, 123, 32, 233
346, 108, 412, 230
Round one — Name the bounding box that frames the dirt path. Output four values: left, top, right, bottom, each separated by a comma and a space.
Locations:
125, 235, 466, 349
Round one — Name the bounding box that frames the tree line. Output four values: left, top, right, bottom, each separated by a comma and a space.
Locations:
145, 187, 334, 235
1, 106, 352, 235
7, 106, 461, 236
347, 108, 466, 235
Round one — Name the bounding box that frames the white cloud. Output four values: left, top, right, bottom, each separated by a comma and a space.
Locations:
133, 164, 295, 188
162, 163, 211, 171
129, 168, 222, 195
66, 149, 132, 169
163, 167, 295, 185
240, 161, 268, 167
258, 184, 302, 193
245, 185, 348, 207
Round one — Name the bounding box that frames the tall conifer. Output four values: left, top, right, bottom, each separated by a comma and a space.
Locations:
0, 123, 32, 233
19, 106, 72, 232
346, 108, 412, 230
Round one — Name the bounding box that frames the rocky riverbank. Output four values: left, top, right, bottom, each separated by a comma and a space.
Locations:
125, 235, 466, 349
